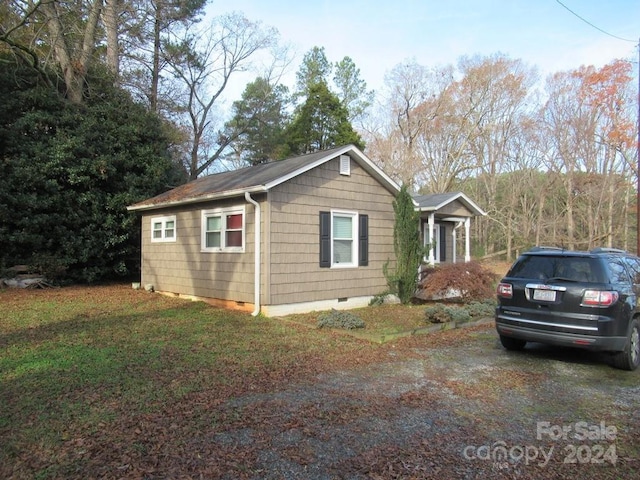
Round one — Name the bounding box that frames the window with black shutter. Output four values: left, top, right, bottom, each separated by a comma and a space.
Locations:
359, 214, 368, 266
319, 211, 331, 267
319, 211, 369, 268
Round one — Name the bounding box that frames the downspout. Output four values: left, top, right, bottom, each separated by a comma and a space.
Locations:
245, 192, 261, 316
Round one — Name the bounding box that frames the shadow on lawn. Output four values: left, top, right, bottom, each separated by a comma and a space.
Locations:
0, 301, 202, 350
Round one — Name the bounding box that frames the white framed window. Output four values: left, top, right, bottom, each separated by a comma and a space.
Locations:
331, 210, 358, 267
151, 215, 176, 242
201, 207, 245, 252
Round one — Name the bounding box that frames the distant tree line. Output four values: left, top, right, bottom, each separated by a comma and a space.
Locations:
363, 55, 638, 259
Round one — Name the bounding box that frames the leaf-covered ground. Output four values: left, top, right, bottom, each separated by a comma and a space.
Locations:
1, 284, 638, 479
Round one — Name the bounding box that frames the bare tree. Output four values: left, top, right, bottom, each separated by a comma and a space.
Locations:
451, 55, 536, 254
164, 12, 278, 179
540, 61, 635, 250
366, 60, 443, 187
412, 66, 475, 193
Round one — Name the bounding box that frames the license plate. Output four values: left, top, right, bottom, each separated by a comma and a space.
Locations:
533, 289, 556, 301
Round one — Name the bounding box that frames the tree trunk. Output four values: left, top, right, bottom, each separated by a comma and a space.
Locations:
42, 0, 103, 104
151, 2, 162, 112
104, 0, 120, 78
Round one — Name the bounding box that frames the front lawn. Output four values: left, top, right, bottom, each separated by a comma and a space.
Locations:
3, 283, 636, 480
0, 284, 392, 478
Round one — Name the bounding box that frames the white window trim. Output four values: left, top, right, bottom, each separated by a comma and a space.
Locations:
201, 206, 246, 253
150, 215, 177, 243
331, 210, 358, 268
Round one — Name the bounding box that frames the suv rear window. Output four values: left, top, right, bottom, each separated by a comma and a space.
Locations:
606, 258, 630, 284
507, 255, 606, 283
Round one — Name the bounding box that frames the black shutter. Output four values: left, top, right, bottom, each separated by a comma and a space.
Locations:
319, 211, 331, 268
359, 214, 369, 266
439, 225, 446, 262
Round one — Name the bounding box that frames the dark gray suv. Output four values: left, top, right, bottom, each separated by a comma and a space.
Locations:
495, 247, 640, 370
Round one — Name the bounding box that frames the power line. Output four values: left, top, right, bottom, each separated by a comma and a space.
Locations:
555, 0, 636, 43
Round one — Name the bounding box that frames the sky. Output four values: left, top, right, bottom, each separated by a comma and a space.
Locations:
208, 0, 640, 101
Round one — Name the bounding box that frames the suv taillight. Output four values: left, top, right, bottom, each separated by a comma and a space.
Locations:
582, 290, 619, 307
497, 283, 513, 298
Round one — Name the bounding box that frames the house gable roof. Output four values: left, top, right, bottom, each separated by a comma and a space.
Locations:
412, 192, 486, 217
128, 145, 401, 212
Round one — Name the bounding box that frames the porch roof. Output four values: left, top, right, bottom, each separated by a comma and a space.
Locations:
412, 192, 486, 217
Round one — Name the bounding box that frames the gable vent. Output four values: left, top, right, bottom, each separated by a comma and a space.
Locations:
339, 155, 351, 176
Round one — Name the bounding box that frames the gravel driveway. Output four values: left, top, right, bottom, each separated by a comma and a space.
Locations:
210, 323, 640, 479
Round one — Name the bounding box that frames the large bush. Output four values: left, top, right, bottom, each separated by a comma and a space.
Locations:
0, 59, 186, 282
419, 261, 497, 302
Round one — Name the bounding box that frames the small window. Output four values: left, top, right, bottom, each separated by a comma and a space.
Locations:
202, 207, 245, 252
339, 155, 350, 176
150, 215, 176, 242
331, 211, 358, 267
320, 211, 368, 268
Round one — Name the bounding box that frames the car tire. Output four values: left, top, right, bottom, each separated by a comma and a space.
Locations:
611, 319, 640, 371
499, 335, 526, 351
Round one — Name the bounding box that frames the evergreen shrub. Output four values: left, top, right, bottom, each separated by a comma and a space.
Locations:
317, 310, 365, 330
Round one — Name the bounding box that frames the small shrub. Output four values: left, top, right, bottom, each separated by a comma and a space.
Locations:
369, 291, 400, 306
369, 293, 386, 306
448, 306, 472, 323
418, 261, 497, 302
424, 304, 450, 323
317, 309, 365, 330
424, 304, 471, 324
466, 299, 496, 318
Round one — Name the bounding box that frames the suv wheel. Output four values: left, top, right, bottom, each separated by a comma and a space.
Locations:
611, 319, 640, 371
499, 335, 526, 351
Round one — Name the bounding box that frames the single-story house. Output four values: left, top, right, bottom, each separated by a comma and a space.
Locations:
127, 145, 485, 316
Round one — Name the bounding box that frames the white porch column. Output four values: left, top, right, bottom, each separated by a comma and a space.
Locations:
464, 217, 471, 262
452, 224, 458, 264
427, 213, 435, 266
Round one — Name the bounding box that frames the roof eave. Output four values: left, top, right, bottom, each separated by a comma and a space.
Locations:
127, 185, 268, 212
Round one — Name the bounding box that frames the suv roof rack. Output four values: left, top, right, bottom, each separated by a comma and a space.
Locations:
590, 247, 627, 254
528, 246, 564, 252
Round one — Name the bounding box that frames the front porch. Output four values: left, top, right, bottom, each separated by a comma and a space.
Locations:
412, 192, 486, 266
